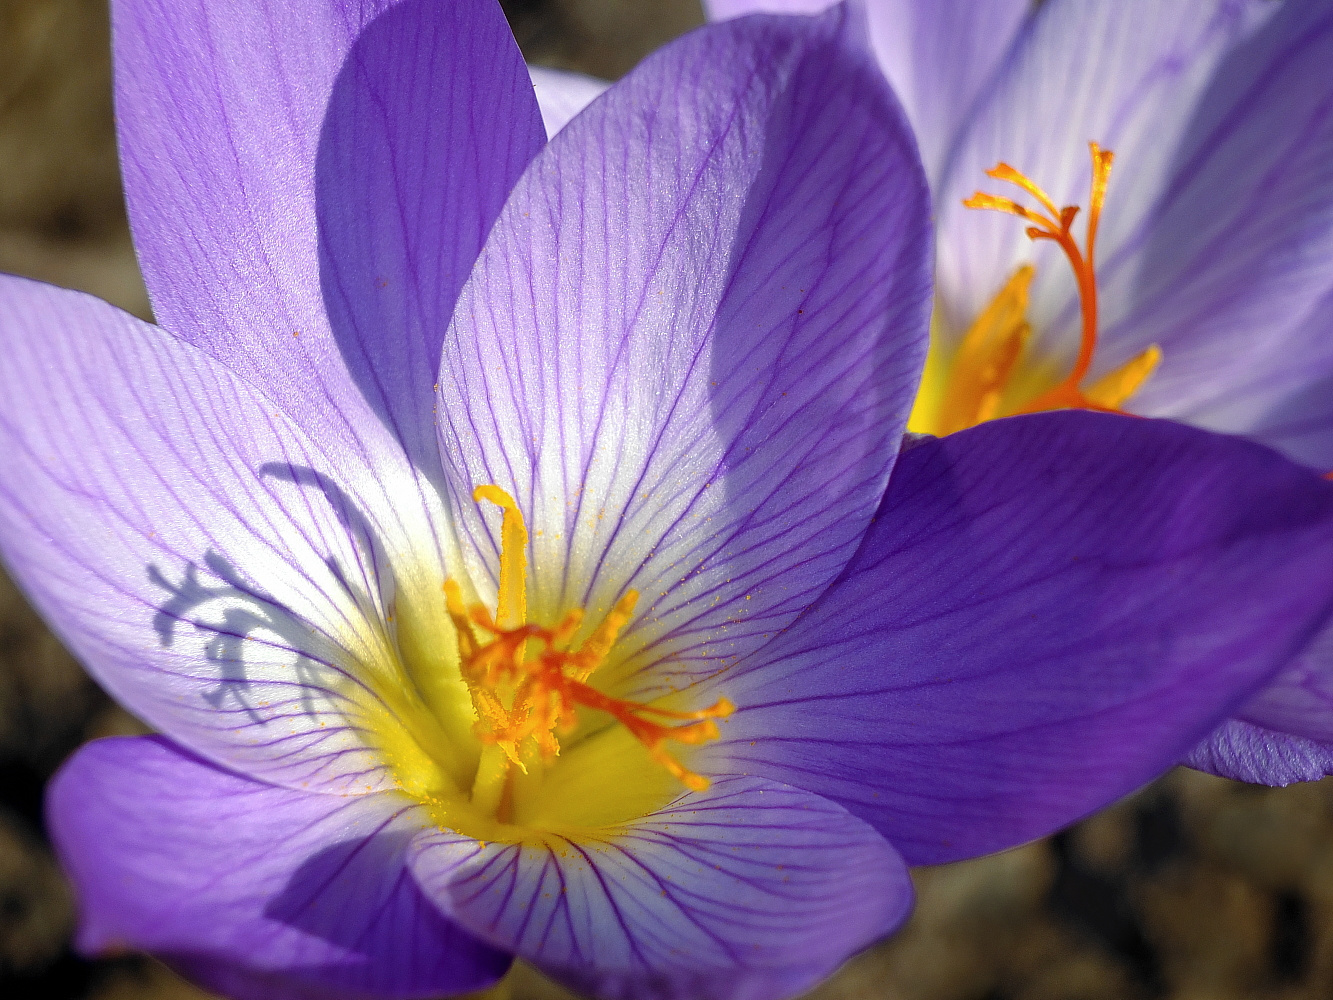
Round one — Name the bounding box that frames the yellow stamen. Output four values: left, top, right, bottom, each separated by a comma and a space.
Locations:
447, 486, 728, 805
936, 265, 1034, 435
1085, 344, 1162, 410
474, 485, 527, 629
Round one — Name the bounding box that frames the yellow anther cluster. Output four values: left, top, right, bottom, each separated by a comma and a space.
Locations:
446, 487, 733, 813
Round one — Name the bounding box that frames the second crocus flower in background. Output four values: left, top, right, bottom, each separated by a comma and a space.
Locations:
705, 0, 1333, 786
4, 2, 1333, 1000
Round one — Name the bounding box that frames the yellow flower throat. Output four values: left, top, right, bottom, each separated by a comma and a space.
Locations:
443, 486, 733, 823
909, 143, 1161, 436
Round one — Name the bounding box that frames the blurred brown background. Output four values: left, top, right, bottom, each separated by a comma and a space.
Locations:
3, 1, 1333, 998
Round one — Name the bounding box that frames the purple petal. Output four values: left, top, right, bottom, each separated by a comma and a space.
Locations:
705, 0, 1030, 182
408, 776, 910, 1000
1188, 610, 1333, 786
437, 6, 932, 699
935, 0, 1273, 366
1184, 718, 1333, 786
0, 277, 419, 793
114, 0, 544, 485
694, 411, 1333, 865
47, 736, 509, 1000
529, 65, 610, 138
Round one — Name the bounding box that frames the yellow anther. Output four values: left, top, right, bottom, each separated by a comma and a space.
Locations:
1085, 345, 1162, 410
474, 485, 527, 629
936, 265, 1034, 435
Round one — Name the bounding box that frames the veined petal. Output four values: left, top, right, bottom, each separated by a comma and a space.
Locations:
695, 412, 1333, 865
704, 0, 1031, 183
529, 65, 610, 139
1226, 618, 1333, 738
48, 737, 509, 1000
1112, 0, 1333, 419
0, 277, 428, 794
935, 0, 1273, 365
1184, 719, 1333, 786
860, 0, 1031, 184
1177, 283, 1333, 471
408, 776, 910, 1000
438, 6, 932, 697
113, 0, 544, 504
705, 0, 828, 15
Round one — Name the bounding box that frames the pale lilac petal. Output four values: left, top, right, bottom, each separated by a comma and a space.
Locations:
1171, 280, 1333, 472
1184, 719, 1333, 786
705, 0, 1030, 183
935, 0, 1273, 364
1112, 1, 1333, 420
1225, 618, 1333, 738
408, 776, 910, 1000
529, 65, 610, 138
0, 277, 418, 794
48, 736, 509, 1000
695, 412, 1333, 865
114, 0, 544, 509
438, 8, 932, 699
858, 0, 1031, 183
706, 0, 828, 15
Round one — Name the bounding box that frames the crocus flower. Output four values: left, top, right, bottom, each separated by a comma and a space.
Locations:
7, 1, 1333, 998
703, 0, 1333, 787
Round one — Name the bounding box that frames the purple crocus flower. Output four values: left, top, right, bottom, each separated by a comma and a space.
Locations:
704, 0, 1333, 787
5, 1, 1333, 998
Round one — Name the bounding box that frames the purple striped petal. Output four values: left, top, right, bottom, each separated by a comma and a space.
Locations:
1184, 718, 1333, 786
529, 65, 610, 138
48, 736, 509, 1000
706, 0, 828, 15
114, 0, 544, 507
408, 776, 910, 1000
695, 412, 1333, 865
1179, 284, 1333, 473
1112, 0, 1333, 422
437, 6, 932, 699
1218, 620, 1333, 755
857, 0, 1031, 184
705, 0, 1030, 182
0, 277, 415, 794
935, 0, 1273, 366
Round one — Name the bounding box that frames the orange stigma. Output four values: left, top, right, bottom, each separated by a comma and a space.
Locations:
446, 486, 732, 802
920, 142, 1160, 433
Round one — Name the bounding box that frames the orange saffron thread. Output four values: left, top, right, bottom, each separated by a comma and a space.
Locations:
963, 143, 1125, 414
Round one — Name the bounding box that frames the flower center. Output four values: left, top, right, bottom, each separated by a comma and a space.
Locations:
446, 485, 733, 821
909, 142, 1161, 436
